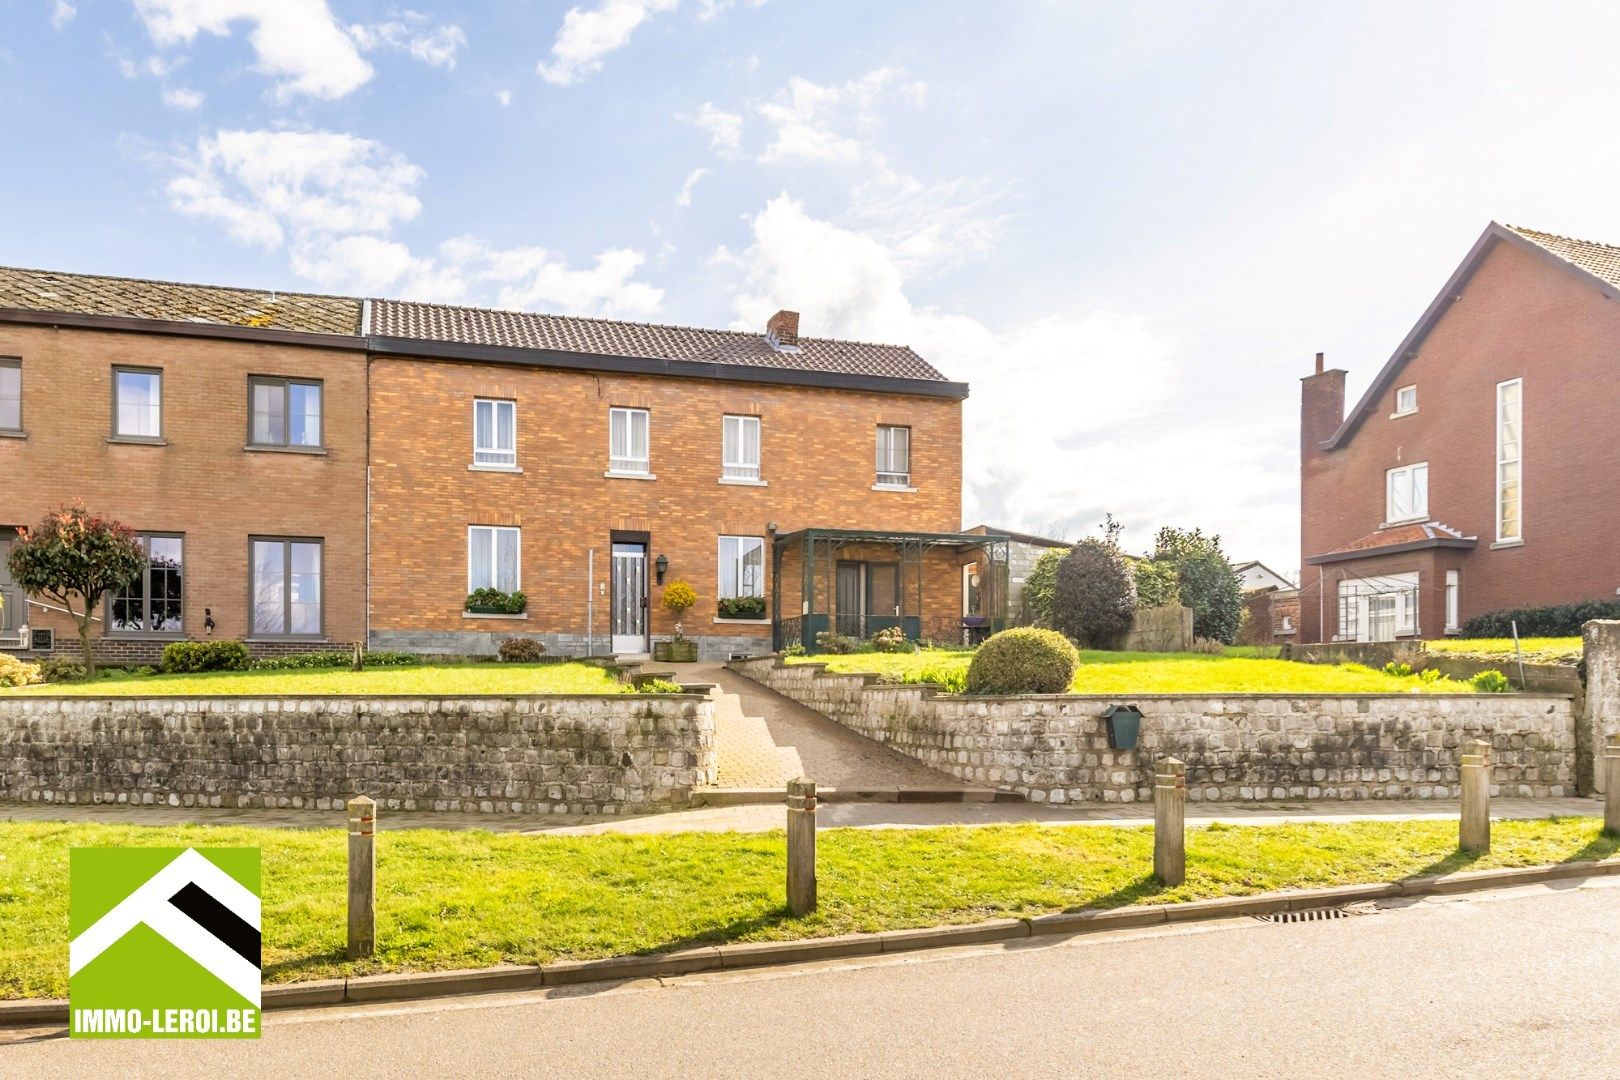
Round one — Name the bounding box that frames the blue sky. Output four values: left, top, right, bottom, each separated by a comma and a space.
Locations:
5, 1, 1620, 575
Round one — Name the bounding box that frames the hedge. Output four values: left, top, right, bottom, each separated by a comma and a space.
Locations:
1460, 600, 1620, 638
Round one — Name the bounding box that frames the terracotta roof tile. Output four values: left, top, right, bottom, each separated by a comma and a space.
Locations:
1309, 522, 1476, 562
369, 299, 949, 382
1504, 225, 1620, 289
0, 265, 360, 335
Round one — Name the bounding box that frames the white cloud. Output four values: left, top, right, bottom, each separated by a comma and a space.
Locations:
164, 127, 663, 317
681, 101, 743, 157
694, 0, 766, 21
675, 166, 710, 206
349, 12, 467, 70
160, 85, 205, 109
496, 89, 512, 106
756, 68, 924, 165
130, 0, 374, 101
51, 1, 76, 29
538, 0, 678, 86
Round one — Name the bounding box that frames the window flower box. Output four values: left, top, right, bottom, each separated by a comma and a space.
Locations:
465, 588, 527, 616
717, 595, 767, 621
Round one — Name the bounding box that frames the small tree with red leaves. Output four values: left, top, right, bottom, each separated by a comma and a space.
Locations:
7, 505, 146, 678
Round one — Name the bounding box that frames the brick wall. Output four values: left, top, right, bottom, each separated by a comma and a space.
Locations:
731, 657, 1577, 803
1301, 238, 1620, 641
0, 324, 368, 654
0, 692, 718, 815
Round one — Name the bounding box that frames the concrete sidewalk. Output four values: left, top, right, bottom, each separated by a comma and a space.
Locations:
0, 795, 1599, 836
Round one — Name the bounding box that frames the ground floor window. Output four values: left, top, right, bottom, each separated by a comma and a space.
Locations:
1335, 572, 1418, 642
468, 526, 521, 593
1445, 570, 1460, 632
717, 535, 765, 618
110, 533, 184, 633
251, 537, 323, 637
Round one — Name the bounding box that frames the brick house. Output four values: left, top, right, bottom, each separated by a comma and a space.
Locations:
1299, 222, 1620, 643
1, 266, 999, 662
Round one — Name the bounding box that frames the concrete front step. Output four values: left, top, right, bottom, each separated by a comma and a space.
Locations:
692, 787, 1024, 807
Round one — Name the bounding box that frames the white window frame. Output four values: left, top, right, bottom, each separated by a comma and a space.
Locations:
1496, 378, 1523, 544
875, 424, 911, 489
0, 358, 20, 433
1393, 384, 1417, 417
608, 407, 651, 477
473, 398, 518, 469
721, 414, 762, 482
1445, 569, 1460, 633
1385, 461, 1429, 525
717, 535, 766, 603
467, 525, 522, 593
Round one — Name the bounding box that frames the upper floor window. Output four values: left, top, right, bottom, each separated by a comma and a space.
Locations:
1497, 379, 1522, 543
609, 407, 650, 475
110, 534, 184, 634
1386, 461, 1428, 524
0, 359, 19, 433
474, 398, 517, 468
250, 376, 323, 449
1393, 384, 1417, 416
113, 367, 162, 440
468, 525, 521, 593
876, 425, 911, 488
722, 415, 761, 481
251, 537, 323, 638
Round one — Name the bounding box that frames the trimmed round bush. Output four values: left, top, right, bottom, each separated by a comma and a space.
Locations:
966, 627, 1080, 695
498, 637, 546, 663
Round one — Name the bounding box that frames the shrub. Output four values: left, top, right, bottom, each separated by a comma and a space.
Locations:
131, 665, 158, 678
251, 650, 350, 670
781, 642, 807, 658
661, 581, 698, 632
718, 595, 767, 620
869, 625, 912, 653
0, 654, 42, 687
913, 659, 968, 694
1132, 559, 1181, 609
1418, 667, 1445, 684
966, 627, 1080, 695
1021, 547, 1065, 626
161, 640, 251, 674
635, 677, 685, 694
38, 657, 87, 683
497, 637, 546, 663
1190, 636, 1226, 655
465, 588, 527, 615
1383, 661, 1414, 677
1051, 536, 1136, 648
813, 631, 862, 655
1471, 669, 1512, 693
1150, 527, 1243, 644
1461, 599, 1620, 638
363, 651, 421, 667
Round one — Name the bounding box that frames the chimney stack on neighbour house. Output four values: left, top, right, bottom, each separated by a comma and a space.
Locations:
1300, 351, 1346, 452
766, 309, 800, 349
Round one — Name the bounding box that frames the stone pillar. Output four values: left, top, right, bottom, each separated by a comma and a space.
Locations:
1581, 622, 1620, 795
1606, 737, 1620, 834
1154, 757, 1186, 887
347, 795, 377, 959
786, 778, 817, 916
1460, 739, 1491, 854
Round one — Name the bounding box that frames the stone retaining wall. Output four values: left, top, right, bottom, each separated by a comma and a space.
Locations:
0, 693, 717, 815
730, 657, 1576, 803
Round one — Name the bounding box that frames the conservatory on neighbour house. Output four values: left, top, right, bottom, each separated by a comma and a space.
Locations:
770, 528, 1012, 651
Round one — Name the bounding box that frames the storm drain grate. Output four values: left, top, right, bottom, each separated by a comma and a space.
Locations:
1255, 906, 1353, 924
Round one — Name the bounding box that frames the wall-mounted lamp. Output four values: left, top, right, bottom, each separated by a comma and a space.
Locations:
204, 608, 217, 636
655, 554, 669, 584
767, 521, 778, 534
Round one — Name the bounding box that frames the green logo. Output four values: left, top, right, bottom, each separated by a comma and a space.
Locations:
69, 848, 261, 1039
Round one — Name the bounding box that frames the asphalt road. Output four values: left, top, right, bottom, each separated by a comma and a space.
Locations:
9, 877, 1620, 1079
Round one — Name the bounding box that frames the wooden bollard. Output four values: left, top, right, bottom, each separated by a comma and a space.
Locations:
347, 795, 377, 959
1460, 739, 1491, 854
786, 777, 817, 916
1605, 736, 1620, 835
1153, 757, 1186, 887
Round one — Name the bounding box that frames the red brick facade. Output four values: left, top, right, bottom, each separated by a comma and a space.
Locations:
1300, 228, 1620, 642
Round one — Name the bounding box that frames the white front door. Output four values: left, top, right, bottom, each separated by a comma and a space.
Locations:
610, 542, 647, 654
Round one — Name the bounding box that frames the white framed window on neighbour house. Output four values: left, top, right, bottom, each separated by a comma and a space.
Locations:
473, 399, 517, 468
722, 415, 761, 481
0, 359, 20, 433
1497, 379, 1523, 543
1386, 462, 1428, 524
468, 526, 521, 593
876, 424, 911, 487
1394, 384, 1417, 416
1445, 570, 1460, 632
609, 407, 651, 475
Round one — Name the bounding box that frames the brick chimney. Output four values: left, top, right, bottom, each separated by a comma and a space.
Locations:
766, 309, 799, 349
1300, 351, 1345, 453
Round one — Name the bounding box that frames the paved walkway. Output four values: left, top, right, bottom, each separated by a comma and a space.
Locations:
1, 796, 1599, 836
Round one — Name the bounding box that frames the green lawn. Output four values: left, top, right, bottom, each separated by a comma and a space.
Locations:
791, 649, 1477, 694
1427, 637, 1583, 664
0, 816, 1611, 998
0, 662, 631, 697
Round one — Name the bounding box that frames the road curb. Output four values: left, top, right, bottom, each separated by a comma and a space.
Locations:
8, 855, 1619, 1027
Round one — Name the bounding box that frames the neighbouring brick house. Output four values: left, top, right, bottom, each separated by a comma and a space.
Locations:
1, 265, 998, 662
1300, 222, 1620, 643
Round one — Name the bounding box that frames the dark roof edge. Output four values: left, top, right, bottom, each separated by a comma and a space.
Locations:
0, 307, 364, 350
1321, 222, 1620, 450
1303, 536, 1478, 566
366, 336, 971, 400
965, 524, 1073, 548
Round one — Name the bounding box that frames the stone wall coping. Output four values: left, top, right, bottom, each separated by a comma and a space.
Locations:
0, 691, 708, 704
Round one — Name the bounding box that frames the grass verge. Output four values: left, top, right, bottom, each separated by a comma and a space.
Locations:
2, 816, 1612, 998
1, 662, 631, 697
1427, 637, 1583, 664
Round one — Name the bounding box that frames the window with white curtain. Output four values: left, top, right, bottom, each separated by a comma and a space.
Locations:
718, 536, 765, 599
468, 526, 521, 592
609, 407, 650, 474
1497, 379, 1522, 542
474, 399, 517, 467
722, 415, 761, 480
1385, 462, 1428, 523
876, 425, 910, 487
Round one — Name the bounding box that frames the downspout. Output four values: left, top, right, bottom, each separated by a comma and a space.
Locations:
361, 298, 372, 653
